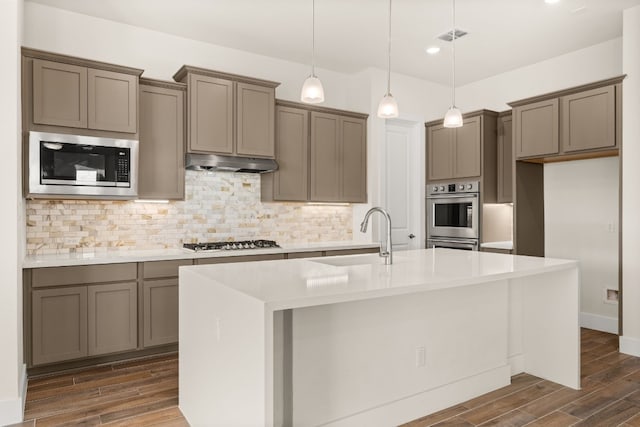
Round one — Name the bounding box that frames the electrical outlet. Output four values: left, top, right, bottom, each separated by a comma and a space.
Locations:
415, 347, 426, 367
604, 288, 619, 304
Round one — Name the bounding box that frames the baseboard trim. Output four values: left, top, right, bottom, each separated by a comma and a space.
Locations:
0, 364, 28, 425
580, 312, 618, 334
321, 365, 511, 427
620, 335, 640, 357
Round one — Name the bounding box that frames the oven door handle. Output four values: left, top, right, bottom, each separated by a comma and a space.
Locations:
427, 194, 478, 199
428, 239, 479, 246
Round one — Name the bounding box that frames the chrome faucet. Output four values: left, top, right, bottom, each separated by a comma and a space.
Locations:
360, 207, 393, 265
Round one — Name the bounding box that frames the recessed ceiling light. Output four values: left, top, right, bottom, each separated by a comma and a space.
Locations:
545, 0, 560, 4
425, 46, 440, 55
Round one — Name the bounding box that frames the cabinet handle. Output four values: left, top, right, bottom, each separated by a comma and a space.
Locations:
409, 234, 415, 239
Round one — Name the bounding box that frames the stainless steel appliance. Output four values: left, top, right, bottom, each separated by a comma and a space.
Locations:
28, 131, 138, 198
185, 153, 278, 173
426, 238, 479, 251
426, 181, 480, 250
183, 240, 280, 252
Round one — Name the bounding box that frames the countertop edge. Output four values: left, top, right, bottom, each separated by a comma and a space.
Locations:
22, 242, 380, 268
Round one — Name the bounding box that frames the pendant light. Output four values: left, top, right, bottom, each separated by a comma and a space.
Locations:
377, 0, 399, 118
301, 0, 325, 103
443, 0, 463, 128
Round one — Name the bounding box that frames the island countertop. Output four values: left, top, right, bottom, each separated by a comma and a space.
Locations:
180, 248, 578, 311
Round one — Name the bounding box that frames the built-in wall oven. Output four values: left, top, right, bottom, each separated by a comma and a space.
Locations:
426, 181, 480, 250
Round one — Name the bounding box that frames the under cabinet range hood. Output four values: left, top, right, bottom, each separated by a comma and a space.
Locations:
185, 153, 278, 173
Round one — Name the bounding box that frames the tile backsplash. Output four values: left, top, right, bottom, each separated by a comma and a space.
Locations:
26, 171, 353, 255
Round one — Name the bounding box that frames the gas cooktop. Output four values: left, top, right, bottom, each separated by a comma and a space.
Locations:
183, 240, 280, 252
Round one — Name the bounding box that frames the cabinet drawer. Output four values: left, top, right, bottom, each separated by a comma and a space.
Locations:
32, 263, 137, 288
143, 259, 193, 279
196, 254, 285, 265
287, 251, 323, 259
324, 248, 379, 256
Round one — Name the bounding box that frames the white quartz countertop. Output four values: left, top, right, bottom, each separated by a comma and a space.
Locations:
22, 241, 379, 268
480, 241, 514, 250
181, 249, 578, 311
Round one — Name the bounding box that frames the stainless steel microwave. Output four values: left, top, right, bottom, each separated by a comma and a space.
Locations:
28, 131, 138, 198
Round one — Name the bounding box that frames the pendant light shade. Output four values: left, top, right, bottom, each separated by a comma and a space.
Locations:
444, 106, 463, 127
301, 75, 325, 103
443, 0, 463, 128
301, 0, 325, 104
378, 93, 399, 118
377, 0, 399, 118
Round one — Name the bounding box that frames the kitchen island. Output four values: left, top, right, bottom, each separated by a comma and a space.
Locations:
179, 249, 580, 427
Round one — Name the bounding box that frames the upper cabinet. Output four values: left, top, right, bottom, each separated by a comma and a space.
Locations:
25, 49, 142, 136
497, 112, 513, 204
173, 66, 279, 158
510, 76, 624, 161
138, 78, 186, 200
262, 100, 368, 203
426, 111, 497, 192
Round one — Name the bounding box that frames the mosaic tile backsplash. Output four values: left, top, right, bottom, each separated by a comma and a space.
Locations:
26, 171, 354, 255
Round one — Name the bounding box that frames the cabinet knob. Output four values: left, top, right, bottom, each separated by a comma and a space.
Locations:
409, 234, 416, 239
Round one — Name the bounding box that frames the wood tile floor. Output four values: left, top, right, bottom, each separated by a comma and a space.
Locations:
15, 328, 640, 426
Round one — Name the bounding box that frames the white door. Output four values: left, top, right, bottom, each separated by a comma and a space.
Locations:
382, 120, 422, 251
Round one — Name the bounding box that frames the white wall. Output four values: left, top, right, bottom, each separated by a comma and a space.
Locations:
23, 2, 357, 110
0, 0, 26, 423
458, 38, 623, 112
621, 6, 640, 356
545, 158, 619, 333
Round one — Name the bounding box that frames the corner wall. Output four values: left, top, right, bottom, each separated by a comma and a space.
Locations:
621, 5, 640, 355
0, 0, 26, 423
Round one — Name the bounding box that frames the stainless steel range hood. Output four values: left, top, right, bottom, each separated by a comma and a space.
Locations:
185, 153, 278, 174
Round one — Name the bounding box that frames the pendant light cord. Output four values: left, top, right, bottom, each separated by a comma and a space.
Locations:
451, 0, 456, 107
311, 0, 316, 77
387, 0, 392, 95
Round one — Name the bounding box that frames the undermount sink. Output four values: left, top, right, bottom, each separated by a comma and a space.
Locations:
311, 254, 406, 267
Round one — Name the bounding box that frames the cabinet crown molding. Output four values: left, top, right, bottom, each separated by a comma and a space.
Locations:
508, 75, 626, 107
139, 77, 187, 91
173, 65, 280, 88
276, 99, 368, 120
425, 109, 498, 127
21, 47, 144, 76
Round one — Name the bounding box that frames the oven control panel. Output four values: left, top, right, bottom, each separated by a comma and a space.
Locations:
427, 181, 479, 196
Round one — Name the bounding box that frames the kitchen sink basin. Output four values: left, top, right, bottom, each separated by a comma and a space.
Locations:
311, 254, 406, 267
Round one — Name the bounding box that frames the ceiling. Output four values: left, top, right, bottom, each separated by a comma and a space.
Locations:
26, 0, 640, 86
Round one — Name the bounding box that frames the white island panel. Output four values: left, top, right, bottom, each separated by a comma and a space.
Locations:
179, 249, 580, 427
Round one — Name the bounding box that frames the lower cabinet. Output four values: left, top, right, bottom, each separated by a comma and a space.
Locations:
143, 279, 179, 347
88, 282, 137, 356
32, 282, 137, 365
32, 286, 88, 366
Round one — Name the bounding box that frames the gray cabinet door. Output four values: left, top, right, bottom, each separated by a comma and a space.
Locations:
139, 83, 185, 200
188, 74, 234, 154
32, 286, 88, 365
32, 59, 88, 128
497, 114, 513, 203
87, 282, 137, 356
143, 279, 179, 347
340, 116, 367, 202
310, 112, 341, 202
87, 68, 137, 133
273, 106, 309, 201
236, 82, 275, 158
454, 116, 481, 178
561, 85, 616, 153
514, 99, 559, 158
427, 124, 454, 181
